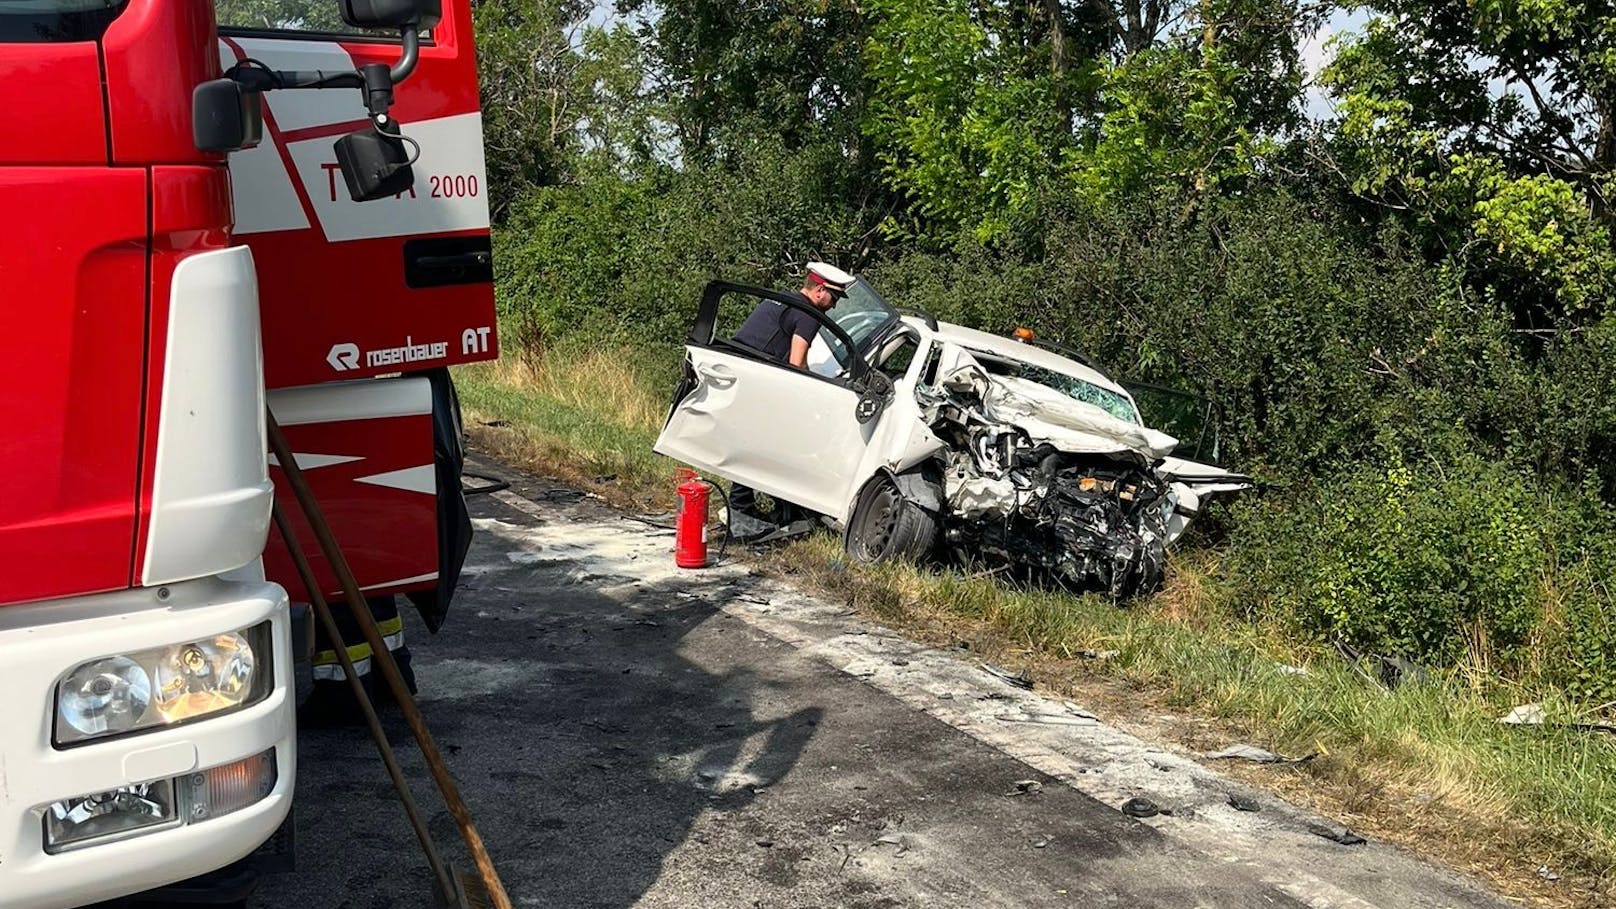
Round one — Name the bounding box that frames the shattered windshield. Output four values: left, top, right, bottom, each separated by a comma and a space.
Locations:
816, 278, 898, 363
974, 356, 1140, 424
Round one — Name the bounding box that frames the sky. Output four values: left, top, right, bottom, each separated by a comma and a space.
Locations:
1300, 7, 1372, 120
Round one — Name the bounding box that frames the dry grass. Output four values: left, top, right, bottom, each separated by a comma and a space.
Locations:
456, 352, 1616, 909
456, 354, 673, 512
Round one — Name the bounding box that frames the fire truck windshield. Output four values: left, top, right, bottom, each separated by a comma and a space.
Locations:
0, 0, 126, 42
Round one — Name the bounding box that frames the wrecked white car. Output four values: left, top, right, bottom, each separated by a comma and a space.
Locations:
654, 279, 1251, 599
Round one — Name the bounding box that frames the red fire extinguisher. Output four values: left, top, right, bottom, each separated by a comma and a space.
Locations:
674, 468, 711, 568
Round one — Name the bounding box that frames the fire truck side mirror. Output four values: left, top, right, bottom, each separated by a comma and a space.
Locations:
339, 0, 441, 29
333, 127, 415, 202
193, 78, 263, 154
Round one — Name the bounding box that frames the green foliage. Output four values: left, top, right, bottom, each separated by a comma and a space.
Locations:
862, 0, 1317, 240
213, 0, 349, 31
1225, 457, 1616, 703
1462, 161, 1616, 313
873, 191, 1474, 474
473, 0, 587, 215
493, 137, 883, 362
1321, 0, 1616, 324
863, 0, 1074, 240
1230, 459, 1551, 665
468, 0, 1616, 708
622, 0, 875, 159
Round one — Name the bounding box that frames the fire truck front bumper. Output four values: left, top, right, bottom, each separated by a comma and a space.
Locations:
0, 574, 295, 909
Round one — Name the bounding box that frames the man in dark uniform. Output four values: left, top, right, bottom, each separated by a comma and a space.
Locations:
733, 262, 849, 365
726, 262, 853, 539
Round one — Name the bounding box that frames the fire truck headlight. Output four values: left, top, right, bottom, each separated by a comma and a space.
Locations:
154, 632, 256, 722
55, 623, 273, 746
43, 779, 180, 853
57, 657, 152, 739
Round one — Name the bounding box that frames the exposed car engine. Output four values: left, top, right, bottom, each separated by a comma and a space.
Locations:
921, 362, 1175, 600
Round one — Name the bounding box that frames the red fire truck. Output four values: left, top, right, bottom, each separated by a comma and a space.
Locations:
0, 1, 494, 906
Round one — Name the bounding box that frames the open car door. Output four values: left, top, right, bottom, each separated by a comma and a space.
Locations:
656, 282, 891, 521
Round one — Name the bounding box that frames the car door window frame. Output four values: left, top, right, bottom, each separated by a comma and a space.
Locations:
694, 281, 868, 389
1122, 379, 1222, 465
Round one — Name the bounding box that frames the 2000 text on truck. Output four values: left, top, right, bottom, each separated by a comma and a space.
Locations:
0, 1, 495, 906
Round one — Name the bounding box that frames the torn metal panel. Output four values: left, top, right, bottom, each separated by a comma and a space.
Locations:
946, 473, 1020, 520
981, 373, 1178, 460
920, 357, 1185, 600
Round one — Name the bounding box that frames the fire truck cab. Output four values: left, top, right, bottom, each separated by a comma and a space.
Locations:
0, 2, 495, 906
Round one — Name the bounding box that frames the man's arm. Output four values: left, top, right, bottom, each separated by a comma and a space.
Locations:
786, 308, 817, 368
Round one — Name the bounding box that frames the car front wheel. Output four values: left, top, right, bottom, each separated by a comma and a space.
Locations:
846, 472, 939, 564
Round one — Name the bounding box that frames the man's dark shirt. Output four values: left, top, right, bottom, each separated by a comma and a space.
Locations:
733, 291, 818, 363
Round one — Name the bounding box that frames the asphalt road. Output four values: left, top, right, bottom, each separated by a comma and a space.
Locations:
250, 457, 1511, 909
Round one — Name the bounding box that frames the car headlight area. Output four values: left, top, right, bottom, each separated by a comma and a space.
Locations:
54, 623, 272, 746
43, 749, 277, 853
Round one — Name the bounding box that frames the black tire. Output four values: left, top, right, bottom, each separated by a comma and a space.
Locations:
846, 473, 940, 564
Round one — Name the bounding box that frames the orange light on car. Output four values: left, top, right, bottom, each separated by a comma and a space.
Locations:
1013, 327, 1036, 342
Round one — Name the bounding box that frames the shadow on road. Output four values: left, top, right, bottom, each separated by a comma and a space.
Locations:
253, 490, 821, 909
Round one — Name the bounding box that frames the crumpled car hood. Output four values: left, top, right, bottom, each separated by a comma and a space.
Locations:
943, 362, 1178, 461
983, 373, 1179, 460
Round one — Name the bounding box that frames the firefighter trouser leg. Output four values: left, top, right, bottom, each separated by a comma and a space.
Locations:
303, 595, 416, 726
311, 594, 410, 684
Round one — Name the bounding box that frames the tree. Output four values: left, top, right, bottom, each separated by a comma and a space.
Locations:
473, 0, 592, 220
861, 0, 1316, 242
620, 0, 875, 161
1322, 0, 1616, 320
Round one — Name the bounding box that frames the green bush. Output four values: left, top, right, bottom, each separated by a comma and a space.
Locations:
1545, 528, 1616, 704
493, 135, 884, 372
1224, 456, 1616, 703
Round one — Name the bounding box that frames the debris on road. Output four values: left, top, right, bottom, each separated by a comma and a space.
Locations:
980, 662, 1034, 689
1309, 824, 1367, 846
873, 833, 909, 855
1204, 743, 1317, 765
1227, 794, 1260, 813
1121, 797, 1161, 818
1062, 702, 1098, 720
1007, 780, 1044, 797
995, 710, 1100, 727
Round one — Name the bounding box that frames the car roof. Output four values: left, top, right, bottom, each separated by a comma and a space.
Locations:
914, 318, 1130, 396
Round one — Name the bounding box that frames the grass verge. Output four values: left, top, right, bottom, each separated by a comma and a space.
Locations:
454, 352, 1616, 909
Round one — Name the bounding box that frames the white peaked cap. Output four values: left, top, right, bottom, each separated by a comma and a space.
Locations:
806, 261, 855, 290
